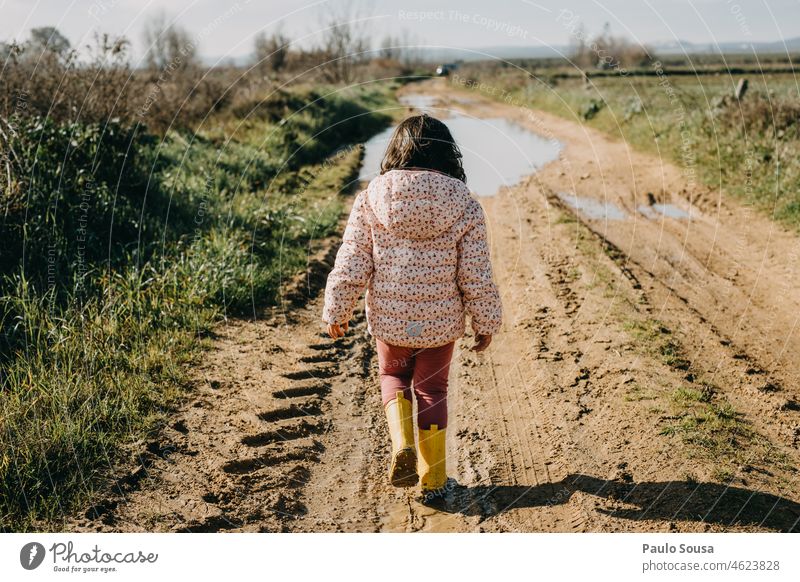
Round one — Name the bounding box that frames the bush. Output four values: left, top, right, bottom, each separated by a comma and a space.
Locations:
0, 117, 160, 292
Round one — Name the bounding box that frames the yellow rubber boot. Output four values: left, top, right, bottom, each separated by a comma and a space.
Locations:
418, 424, 447, 493
384, 393, 418, 487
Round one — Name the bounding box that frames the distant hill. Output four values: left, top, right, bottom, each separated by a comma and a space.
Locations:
649, 36, 800, 55
416, 37, 800, 63
202, 37, 800, 67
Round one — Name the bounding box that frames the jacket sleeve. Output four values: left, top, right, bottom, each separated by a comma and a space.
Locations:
322, 191, 374, 325
456, 198, 503, 335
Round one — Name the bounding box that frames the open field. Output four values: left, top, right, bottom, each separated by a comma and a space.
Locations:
455, 64, 800, 228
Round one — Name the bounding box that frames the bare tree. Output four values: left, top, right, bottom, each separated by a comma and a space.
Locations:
379, 35, 400, 61
398, 30, 423, 68
318, 1, 370, 83
569, 22, 592, 68
141, 12, 198, 71
570, 22, 651, 70
253, 26, 290, 75
27, 27, 71, 57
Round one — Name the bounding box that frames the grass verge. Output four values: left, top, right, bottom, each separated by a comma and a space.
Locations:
0, 82, 396, 531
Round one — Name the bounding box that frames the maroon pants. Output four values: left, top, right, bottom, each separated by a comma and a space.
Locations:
376, 339, 455, 430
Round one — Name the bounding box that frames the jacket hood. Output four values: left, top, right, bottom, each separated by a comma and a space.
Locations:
366, 169, 471, 240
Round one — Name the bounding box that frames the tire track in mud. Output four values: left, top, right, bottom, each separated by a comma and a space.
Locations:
188, 319, 347, 531
286, 308, 397, 532
547, 188, 800, 469
502, 209, 603, 533
70, 240, 365, 532
407, 190, 614, 533
538, 181, 800, 530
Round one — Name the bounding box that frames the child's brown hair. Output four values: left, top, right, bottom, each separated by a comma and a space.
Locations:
380, 114, 466, 183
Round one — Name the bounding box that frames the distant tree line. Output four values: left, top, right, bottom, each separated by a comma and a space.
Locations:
569, 22, 653, 70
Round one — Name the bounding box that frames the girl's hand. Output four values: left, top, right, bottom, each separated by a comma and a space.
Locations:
472, 334, 492, 352
327, 321, 349, 339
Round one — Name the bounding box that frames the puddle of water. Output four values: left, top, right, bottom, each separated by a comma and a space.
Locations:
557, 192, 627, 221
637, 203, 692, 220
359, 126, 397, 185
398, 94, 438, 112
360, 97, 562, 196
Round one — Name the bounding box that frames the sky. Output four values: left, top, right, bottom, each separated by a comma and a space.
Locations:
1, 0, 799, 62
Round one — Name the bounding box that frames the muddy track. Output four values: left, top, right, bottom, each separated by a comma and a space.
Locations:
73, 80, 800, 533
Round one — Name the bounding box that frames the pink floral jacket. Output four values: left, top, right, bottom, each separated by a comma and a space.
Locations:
322, 169, 502, 348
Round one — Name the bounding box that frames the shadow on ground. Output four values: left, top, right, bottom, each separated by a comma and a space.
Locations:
436, 474, 799, 532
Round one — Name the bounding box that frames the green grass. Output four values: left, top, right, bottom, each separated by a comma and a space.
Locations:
0, 82, 397, 531
624, 382, 656, 402
457, 66, 800, 229
623, 319, 691, 371
658, 384, 785, 482
619, 317, 789, 482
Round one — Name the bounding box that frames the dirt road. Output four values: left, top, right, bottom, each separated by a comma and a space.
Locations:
75, 80, 800, 532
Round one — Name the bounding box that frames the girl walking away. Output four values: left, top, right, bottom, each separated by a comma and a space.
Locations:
322, 114, 502, 502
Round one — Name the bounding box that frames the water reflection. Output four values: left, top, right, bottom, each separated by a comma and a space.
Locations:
557, 192, 628, 221
397, 93, 438, 112
359, 97, 562, 196
638, 203, 693, 220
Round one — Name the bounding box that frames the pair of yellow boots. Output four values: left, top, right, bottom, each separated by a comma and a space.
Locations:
384, 393, 446, 493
